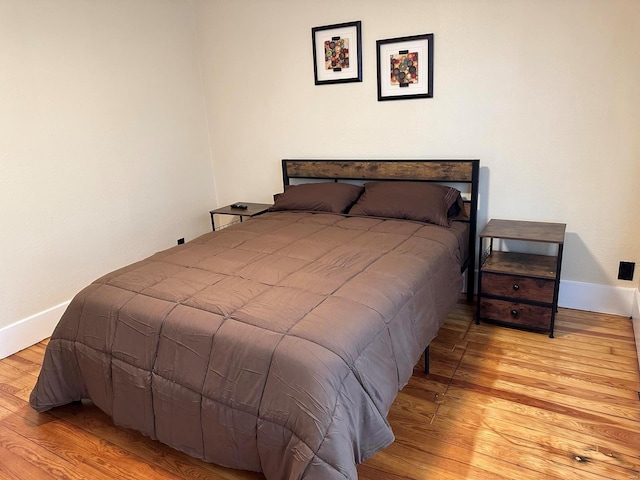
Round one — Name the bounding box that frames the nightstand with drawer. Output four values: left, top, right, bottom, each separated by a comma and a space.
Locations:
476, 219, 566, 337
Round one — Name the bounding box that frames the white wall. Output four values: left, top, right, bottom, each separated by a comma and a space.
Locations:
194, 0, 640, 292
0, 0, 215, 331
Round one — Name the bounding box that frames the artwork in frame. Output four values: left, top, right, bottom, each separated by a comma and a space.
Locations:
312, 21, 362, 85
376, 33, 434, 101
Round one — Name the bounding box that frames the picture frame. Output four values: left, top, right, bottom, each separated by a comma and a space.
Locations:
376, 33, 434, 101
312, 21, 362, 85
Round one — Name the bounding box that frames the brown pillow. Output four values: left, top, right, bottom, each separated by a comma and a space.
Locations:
348, 181, 464, 227
270, 182, 364, 213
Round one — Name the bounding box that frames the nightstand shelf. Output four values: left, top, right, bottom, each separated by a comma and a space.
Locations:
476, 219, 566, 337
209, 203, 271, 231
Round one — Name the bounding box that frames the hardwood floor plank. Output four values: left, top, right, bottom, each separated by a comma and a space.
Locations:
443, 377, 640, 450
12, 347, 49, 365
437, 398, 640, 472
48, 402, 263, 480
451, 366, 640, 423
461, 346, 640, 399
358, 438, 524, 480
466, 324, 639, 365
428, 401, 639, 479
0, 387, 55, 429
437, 386, 640, 458
387, 390, 635, 479
0, 442, 65, 480
1, 300, 638, 479
557, 309, 634, 330
464, 338, 640, 377
0, 422, 115, 480
389, 419, 588, 480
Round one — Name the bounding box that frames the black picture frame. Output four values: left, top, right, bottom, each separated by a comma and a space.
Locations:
376, 33, 434, 101
312, 21, 363, 85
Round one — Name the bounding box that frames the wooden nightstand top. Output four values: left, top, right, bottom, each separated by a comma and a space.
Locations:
479, 219, 566, 244
210, 203, 272, 217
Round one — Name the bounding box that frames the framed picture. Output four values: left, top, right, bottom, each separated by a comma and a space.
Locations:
312, 21, 362, 85
376, 33, 434, 101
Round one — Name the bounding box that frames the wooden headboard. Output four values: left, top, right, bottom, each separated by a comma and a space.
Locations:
281, 159, 480, 301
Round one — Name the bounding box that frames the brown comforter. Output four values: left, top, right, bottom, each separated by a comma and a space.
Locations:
30, 211, 465, 479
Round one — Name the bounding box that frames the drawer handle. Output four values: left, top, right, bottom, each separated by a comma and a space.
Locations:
511, 309, 519, 319
513, 284, 520, 291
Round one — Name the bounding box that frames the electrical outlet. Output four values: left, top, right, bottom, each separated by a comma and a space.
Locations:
177, 238, 185, 245
617, 261, 635, 281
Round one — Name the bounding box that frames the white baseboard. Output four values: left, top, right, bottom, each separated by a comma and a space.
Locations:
0, 301, 70, 360
558, 280, 635, 317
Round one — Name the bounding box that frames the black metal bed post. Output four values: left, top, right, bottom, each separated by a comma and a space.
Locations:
281, 159, 290, 186
423, 346, 430, 374
466, 160, 480, 303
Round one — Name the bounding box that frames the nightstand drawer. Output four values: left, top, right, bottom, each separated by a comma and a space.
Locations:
481, 272, 555, 303
480, 298, 552, 330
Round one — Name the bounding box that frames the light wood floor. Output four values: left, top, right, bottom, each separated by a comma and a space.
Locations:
1, 300, 638, 479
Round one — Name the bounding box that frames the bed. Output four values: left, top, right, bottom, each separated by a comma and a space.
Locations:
30, 159, 479, 479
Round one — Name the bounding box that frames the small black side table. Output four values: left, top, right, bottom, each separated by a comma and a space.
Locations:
209, 203, 272, 231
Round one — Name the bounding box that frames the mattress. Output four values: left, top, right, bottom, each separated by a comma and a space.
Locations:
30, 211, 466, 479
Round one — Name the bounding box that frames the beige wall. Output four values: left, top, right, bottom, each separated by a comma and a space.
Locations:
195, 0, 640, 289
0, 0, 215, 329
2, 0, 639, 332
